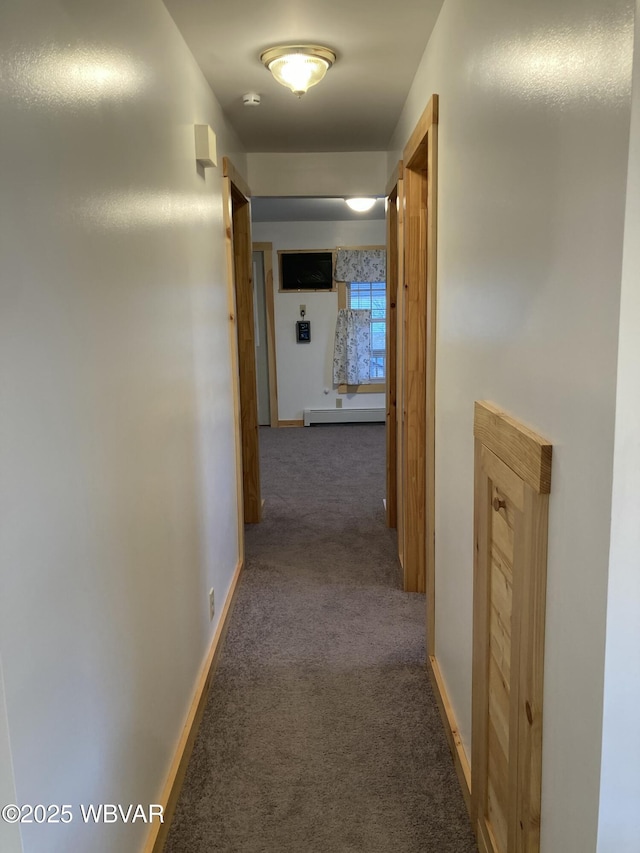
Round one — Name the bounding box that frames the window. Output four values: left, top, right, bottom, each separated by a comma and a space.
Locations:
334, 247, 387, 392
348, 281, 386, 381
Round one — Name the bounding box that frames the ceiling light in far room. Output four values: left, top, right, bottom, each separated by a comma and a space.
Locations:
345, 198, 377, 212
260, 45, 336, 97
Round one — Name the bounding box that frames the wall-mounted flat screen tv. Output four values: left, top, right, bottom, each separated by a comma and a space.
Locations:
280, 251, 334, 291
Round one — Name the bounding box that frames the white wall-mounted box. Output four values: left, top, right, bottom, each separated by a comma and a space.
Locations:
194, 124, 217, 168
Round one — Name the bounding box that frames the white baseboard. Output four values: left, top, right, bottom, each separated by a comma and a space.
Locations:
303, 407, 385, 426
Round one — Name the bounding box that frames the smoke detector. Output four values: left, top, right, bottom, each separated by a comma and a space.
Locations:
242, 93, 261, 107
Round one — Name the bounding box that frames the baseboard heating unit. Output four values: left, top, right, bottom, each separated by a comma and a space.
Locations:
303, 407, 386, 426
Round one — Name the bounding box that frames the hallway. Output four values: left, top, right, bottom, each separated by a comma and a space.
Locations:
165, 425, 476, 852
2, 1, 639, 850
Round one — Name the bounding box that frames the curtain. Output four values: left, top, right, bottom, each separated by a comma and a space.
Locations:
333, 309, 371, 385
335, 249, 386, 283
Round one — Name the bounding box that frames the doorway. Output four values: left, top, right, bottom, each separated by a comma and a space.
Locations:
253, 251, 270, 426
252, 242, 279, 428
385, 163, 404, 560
400, 95, 438, 652
222, 158, 262, 529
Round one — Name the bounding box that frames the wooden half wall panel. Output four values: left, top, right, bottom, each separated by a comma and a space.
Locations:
472, 402, 552, 853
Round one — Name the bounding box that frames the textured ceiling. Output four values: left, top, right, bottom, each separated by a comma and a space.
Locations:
163, 0, 444, 152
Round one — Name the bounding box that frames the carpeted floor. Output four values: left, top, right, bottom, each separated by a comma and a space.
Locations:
165, 424, 477, 853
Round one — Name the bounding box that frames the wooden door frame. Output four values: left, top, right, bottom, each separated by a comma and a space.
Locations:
222, 157, 261, 528
402, 96, 438, 656
385, 162, 403, 541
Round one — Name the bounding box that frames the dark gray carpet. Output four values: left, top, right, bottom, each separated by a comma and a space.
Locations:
165, 424, 477, 853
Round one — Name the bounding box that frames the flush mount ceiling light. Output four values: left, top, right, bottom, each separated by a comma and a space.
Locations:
260, 45, 336, 96
345, 198, 377, 212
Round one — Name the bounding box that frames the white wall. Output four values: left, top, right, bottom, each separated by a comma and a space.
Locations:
0, 657, 22, 853
0, 1, 244, 851
247, 152, 388, 197
251, 220, 386, 420
597, 2, 640, 850
389, 1, 634, 851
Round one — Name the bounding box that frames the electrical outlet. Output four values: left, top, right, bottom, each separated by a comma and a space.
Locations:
209, 588, 215, 621
336, 398, 343, 409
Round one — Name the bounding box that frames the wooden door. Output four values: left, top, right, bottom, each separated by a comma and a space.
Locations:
472, 402, 552, 853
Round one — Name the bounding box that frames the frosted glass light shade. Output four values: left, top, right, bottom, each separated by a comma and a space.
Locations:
345, 198, 376, 212
260, 45, 336, 96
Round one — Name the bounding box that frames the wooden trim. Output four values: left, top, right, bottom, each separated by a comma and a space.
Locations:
514, 487, 549, 852
385, 168, 400, 529
145, 558, 244, 853
401, 165, 427, 593
278, 419, 304, 428
479, 444, 525, 511
403, 94, 439, 168
471, 437, 491, 834
232, 186, 261, 523
401, 94, 438, 624
337, 383, 385, 394
222, 176, 245, 561
395, 173, 405, 568
222, 156, 251, 200
385, 160, 404, 199
480, 820, 499, 853
425, 114, 438, 643
474, 401, 552, 494
253, 242, 279, 428
509, 506, 526, 853
476, 823, 493, 853
428, 656, 472, 814
337, 281, 346, 310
